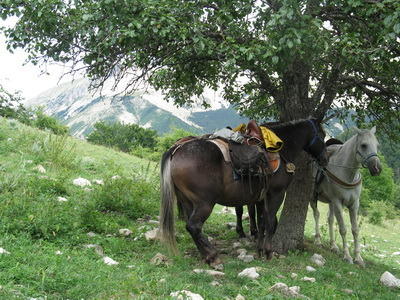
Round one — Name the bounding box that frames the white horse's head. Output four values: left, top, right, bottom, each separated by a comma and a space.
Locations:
355, 126, 382, 176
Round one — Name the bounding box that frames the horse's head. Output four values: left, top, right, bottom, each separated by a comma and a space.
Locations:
355, 126, 382, 176
304, 118, 328, 167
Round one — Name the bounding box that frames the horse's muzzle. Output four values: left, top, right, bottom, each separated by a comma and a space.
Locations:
367, 156, 382, 176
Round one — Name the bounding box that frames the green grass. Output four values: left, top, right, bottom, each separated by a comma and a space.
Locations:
0, 116, 399, 299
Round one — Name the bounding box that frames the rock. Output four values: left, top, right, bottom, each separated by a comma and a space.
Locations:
277, 274, 286, 279
238, 267, 259, 280
301, 277, 316, 283
235, 294, 245, 300
341, 289, 354, 294
73, 177, 92, 187
348, 272, 356, 276
145, 228, 159, 241
35, 165, 46, 173
306, 266, 316, 272
237, 248, 247, 255
380, 271, 400, 288
212, 264, 224, 271
238, 253, 254, 263
111, 175, 121, 180
148, 220, 159, 225
392, 252, 400, 256
193, 269, 225, 277
310, 253, 326, 266
233, 242, 242, 248
93, 179, 104, 185
226, 222, 237, 229
150, 253, 171, 266
291, 273, 298, 279
85, 244, 104, 256
103, 256, 119, 265
119, 228, 133, 236
159, 278, 166, 283
57, 196, 68, 202
55, 250, 63, 255
87, 232, 96, 237
210, 281, 221, 286
270, 283, 305, 298
0, 248, 10, 255
170, 290, 204, 300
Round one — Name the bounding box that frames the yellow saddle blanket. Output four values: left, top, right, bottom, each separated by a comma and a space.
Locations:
233, 123, 283, 152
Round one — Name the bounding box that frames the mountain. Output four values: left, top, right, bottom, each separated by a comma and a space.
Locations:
25, 78, 249, 137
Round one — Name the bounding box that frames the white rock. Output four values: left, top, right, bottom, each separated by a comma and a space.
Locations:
87, 232, 96, 237
277, 274, 286, 279
210, 281, 220, 286
103, 256, 119, 265
392, 252, 400, 256
170, 290, 204, 300
85, 244, 104, 256
380, 271, 400, 288
233, 242, 242, 248
291, 273, 298, 279
306, 266, 316, 272
73, 177, 92, 187
55, 250, 63, 255
226, 222, 236, 229
235, 294, 245, 300
193, 269, 225, 277
0, 248, 10, 255
111, 175, 121, 180
148, 220, 159, 225
270, 283, 304, 298
145, 228, 159, 241
238, 253, 254, 263
35, 165, 46, 173
7, 137, 12, 142
238, 267, 259, 280
119, 228, 133, 236
310, 253, 326, 266
57, 196, 68, 202
150, 253, 170, 266
341, 289, 354, 294
93, 179, 104, 185
237, 248, 247, 255
301, 277, 316, 283
159, 278, 166, 283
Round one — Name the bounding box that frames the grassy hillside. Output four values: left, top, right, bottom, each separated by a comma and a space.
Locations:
0, 116, 399, 299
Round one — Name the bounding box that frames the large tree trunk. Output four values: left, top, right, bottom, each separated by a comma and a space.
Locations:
272, 154, 314, 253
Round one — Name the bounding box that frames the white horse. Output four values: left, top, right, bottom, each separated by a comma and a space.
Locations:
310, 127, 382, 265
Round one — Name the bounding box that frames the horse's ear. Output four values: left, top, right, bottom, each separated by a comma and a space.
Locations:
370, 126, 376, 134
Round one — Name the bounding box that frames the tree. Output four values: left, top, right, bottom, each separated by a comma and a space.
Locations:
2, 0, 399, 253
87, 121, 157, 152
0, 83, 31, 123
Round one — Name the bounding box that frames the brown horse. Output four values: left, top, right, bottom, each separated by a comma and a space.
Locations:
160, 118, 328, 266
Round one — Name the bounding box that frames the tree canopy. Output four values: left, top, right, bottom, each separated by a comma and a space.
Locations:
1, 0, 399, 129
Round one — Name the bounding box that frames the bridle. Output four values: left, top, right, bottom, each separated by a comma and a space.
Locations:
355, 134, 378, 168
304, 119, 326, 164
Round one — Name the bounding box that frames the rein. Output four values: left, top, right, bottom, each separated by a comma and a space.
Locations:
323, 167, 362, 188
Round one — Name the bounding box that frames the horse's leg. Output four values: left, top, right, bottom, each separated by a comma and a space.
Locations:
349, 202, 364, 266
328, 202, 339, 253
310, 197, 322, 245
263, 191, 285, 259
235, 206, 246, 238
248, 204, 258, 238
332, 201, 353, 264
255, 201, 265, 258
186, 204, 220, 266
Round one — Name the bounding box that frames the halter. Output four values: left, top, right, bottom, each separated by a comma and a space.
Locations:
355, 134, 378, 168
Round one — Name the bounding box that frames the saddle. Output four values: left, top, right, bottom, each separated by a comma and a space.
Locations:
228, 141, 267, 177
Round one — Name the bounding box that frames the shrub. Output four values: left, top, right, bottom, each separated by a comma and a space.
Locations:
0, 84, 32, 124
87, 121, 157, 152
34, 108, 69, 135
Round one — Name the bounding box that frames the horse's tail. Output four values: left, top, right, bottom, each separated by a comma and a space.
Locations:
159, 150, 178, 254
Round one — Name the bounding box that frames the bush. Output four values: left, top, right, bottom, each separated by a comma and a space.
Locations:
87, 121, 157, 152
34, 108, 69, 135
0, 84, 32, 124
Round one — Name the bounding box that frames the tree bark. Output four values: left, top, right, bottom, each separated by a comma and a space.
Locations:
272, 154, 314, 253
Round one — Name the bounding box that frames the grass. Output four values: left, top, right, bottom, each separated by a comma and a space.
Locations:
0, 116, 399, 299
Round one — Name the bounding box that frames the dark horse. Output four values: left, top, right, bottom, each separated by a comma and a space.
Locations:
159, 118, 328, 266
